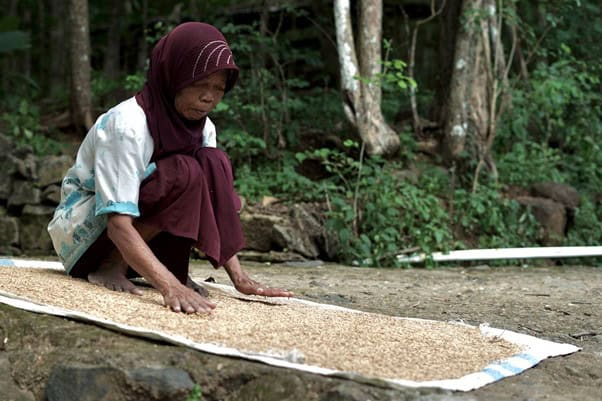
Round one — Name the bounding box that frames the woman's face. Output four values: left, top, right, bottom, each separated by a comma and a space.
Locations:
174, 70, 227, 120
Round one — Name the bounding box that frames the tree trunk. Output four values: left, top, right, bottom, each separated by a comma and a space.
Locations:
103, 0, 123, 82
136, 0, 149, 71
443, 0, 514, 190
433, 0, 461, 124
69, 0, 94, 132
334, 0, 399, 156
442, 0, 479, 161
48, 0, 67, 98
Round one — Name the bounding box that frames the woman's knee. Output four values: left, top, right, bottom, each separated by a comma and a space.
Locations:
157, 154, 204, 189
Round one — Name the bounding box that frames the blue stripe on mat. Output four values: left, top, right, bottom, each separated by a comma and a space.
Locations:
514, 353, 540, 365
481, 352, 541, 381
0, 259, 16, 267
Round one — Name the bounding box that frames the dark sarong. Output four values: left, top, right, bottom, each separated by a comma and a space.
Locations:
69, 148, 244, 282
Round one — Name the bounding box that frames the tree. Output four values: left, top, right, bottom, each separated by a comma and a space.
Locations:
69, 0, 94, 131
442, 0, 515, 190
333, 0, 400, 156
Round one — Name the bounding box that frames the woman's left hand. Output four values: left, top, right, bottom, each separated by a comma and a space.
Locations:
224, 255, 294, 298
233, 276, 294, 298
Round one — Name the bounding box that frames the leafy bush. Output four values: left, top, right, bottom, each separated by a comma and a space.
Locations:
1, 99, 63, 155
451, 185, 540, 249
297, 142, 452, 267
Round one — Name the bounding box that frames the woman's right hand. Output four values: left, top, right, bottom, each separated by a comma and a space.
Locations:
162, 282, 216, 314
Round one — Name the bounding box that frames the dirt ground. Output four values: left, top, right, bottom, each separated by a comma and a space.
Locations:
193, 261, 602, 401
1, 260, 601, 400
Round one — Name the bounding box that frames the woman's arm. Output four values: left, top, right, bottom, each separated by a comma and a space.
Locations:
107, 214, 215, 313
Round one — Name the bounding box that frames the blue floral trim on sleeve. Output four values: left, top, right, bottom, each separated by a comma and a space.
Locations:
96, 200, 140, 217
143, 162, 157, 179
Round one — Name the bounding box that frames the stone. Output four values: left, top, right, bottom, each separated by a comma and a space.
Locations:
240, 212, 286, 252
0, 158, 15, 200
515, 196, 567, 244
36, 155, 73, 187
46, 364, 127, 401
13, 153, 37, 180
238, 250, 306, 263
0, 133, 12, 152
0, 355, 35, 401
231, 373, 307, 401
127, 367, 195, 399
42, 185, 62, 205
8, 181, 41, 207
0, 216, 19, 245
272, 224, 320, 258
318, 383, 372, 401
19, 205, 56, 252
531, 182, 580, 209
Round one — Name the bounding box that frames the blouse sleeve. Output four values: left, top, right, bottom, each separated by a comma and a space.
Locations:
202, 117, 217, 148
92, 110, 149, 217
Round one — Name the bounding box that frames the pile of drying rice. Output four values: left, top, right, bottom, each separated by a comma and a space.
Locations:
0, 267, 521, 382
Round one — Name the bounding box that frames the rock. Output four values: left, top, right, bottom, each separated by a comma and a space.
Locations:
0, 133, 12, 152
127, 366, 195, 400
47, 364, 195, 401
273, 224, 320, 258
272, 204, 325, 259
46, 364, 127, 401
531, 182, 580, 209
8, 181, 41, 207
515, 196, 567, 244
0, 216, 19, 245
19, 205, 55, 252
261, 195, 280, 207
318, 383, 372, 401
238, 250, 306, 263
42, 185, 62, 205
36, 155, 73, 187
0, 157, 15, 200
240, 213, 286, 252
13, 153, 37, 181
0, 355, 35, 401
231, 374, 307, 401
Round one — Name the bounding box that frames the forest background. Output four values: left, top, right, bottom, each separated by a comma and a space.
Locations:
0, 0, 601, 267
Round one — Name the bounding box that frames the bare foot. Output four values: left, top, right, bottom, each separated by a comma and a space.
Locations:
186, 275, 209, 297
88, 259, 143, 296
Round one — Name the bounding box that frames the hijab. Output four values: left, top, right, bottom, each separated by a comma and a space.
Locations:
135, 22, 239, 161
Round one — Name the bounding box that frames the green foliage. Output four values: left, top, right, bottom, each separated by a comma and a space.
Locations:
234, 157, 322, 203
124, 72, 146, 92
496, 47, 602, 192
186, 384, 204, 401
298, 141, 452, 267
566, 197, 602, 246
496, 142, 563, 186
451, 185, 540, 248
91, 71, 121, 107
217, 21, 343, 151
1, 99, 63, 156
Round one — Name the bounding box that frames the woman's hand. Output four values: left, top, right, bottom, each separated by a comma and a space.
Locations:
162, 282, 216, 314
107, 214, 216, 314
223, 255, 294, 298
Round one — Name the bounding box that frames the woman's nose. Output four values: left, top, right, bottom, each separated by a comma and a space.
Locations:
200, 90, 215, 103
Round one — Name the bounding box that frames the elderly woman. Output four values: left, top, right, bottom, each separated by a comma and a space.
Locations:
48, 22, 292, 313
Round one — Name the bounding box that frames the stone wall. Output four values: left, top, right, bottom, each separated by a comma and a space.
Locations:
0, 134, 73, 256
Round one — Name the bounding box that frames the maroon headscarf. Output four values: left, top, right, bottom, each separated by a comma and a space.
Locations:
136, 22, 239, 160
